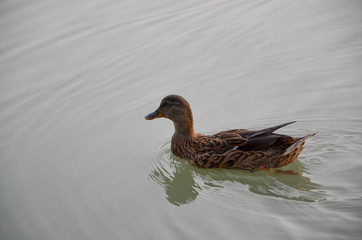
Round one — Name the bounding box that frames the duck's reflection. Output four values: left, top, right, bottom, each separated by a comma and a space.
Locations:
150, 153, 324, 206
150, 154, 200, 206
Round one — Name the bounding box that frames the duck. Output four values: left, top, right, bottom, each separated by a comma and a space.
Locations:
145, 95, 315, 172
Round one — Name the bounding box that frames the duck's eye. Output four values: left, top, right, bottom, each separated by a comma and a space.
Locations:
161, 102, 169, 107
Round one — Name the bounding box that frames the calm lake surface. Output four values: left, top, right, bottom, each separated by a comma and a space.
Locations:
1, 0, 361, 239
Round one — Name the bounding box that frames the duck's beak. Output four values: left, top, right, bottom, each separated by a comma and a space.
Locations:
145, 110, 163, 120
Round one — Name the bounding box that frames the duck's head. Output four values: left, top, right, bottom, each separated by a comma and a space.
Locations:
145, 95, 194, 135
145, 95, 192, 121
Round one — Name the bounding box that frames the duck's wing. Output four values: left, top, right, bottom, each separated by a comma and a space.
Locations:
260, 121, 296, 133
236, 121, 297, 151
205, 122, 297, 153
197, 132, 248, 153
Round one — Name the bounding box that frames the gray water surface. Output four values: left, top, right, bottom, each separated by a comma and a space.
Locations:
1, 0, 362, 239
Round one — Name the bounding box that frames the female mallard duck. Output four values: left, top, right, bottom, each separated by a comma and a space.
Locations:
145, 95, 315, 171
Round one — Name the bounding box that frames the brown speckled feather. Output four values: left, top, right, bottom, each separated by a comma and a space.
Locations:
145, 95, 316, 171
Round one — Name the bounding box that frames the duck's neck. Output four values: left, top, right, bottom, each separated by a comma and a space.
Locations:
172, 111, 195, 139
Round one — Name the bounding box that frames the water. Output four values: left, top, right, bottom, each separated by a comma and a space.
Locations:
1, 0, 361, 239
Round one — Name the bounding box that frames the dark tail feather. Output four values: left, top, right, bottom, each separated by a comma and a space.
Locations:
261, 121, 297, 133
283, 132, 317, 155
